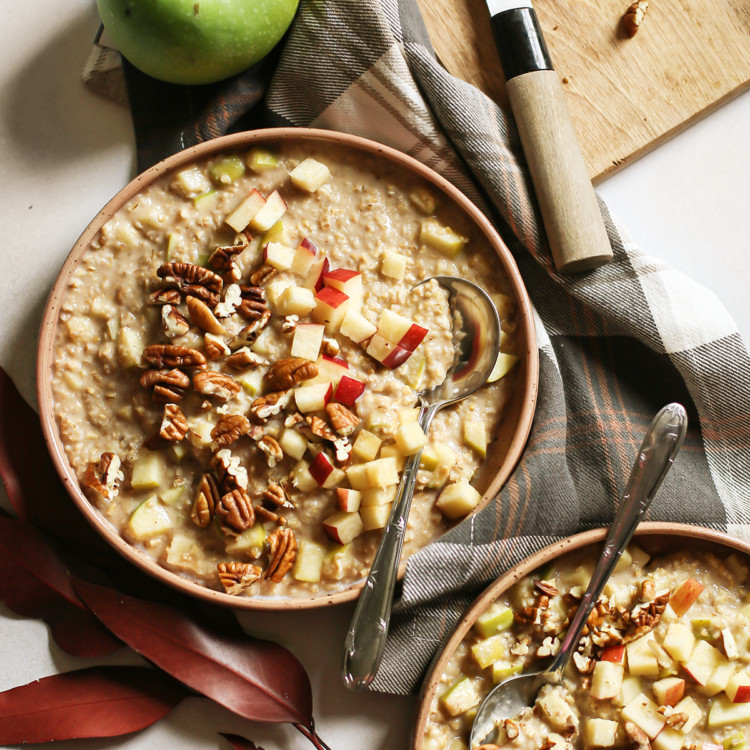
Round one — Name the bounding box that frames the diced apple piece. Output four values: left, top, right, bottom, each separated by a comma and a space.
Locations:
291, 459, 318, 492
359, 502, 392, 531
277, 285, 316, 317
159, 485, 186, 506
208, 155, 245, 185
436, 482, 482, 520
425, 442, 458, 489
379, 444, 406, 471
130, 452, 165, 491
171, 165, 211, 199
621, 693, 666, 739
303, 256, 330, 291
381, 248, 407, 280
352, 430, 381, 462
309, 354, 349, 386
365, 457, 400, 488
341, 309, 377, 344
246, 147, 278, 172
293, 539, 325, 583
322, 511, 364, 545
537, 687, 579, 732
312, 286, 350, 333
360, 486, 397, 508
377, 309, 428, 351
653, 677, 685, 707
395, 421, 428, 456
475, 602, 514, 638
294, 382, 334, 413
674, 696, 702, 733
290, 323, 325, 362
334, 375, 366, 407
409, 187, 437, 215
439, 676, 480, 717
601, 645, 626, 665
652, 728, 686, 750
583, 718, 619, 747
291, 237, 318, 275
419, 443, 440, 471
250, 189, 287, 232
345, 463, 372, 490
721, 628, 740, 661
308, 451, 335, 487
463, 420, 487, 457
703, 662, 735, 696
471, 635, 506, 670
683, 640, 724, 686
127, 496, 171, 541
420, 218, 468, 257
590, 661, 624, 700
627, 634, 660, 677
663, 623, 696, 663
707, 696, 750, 728
289, 157, 330, 192
492, 660, 523, 684
726, 671, 750, 703
670, 578, 705, 617
117, 326, 144, 369
225, 188, 265, 232
336, 488, 362, 513
323, 268, 363, 311
225, 524, 266, 556
366, 333, 413, 369
236, 369, 264, 396
619, 676, 644, 707
487, 352, 519, 383
279, 428, 308, 461
263, 241, 295, 271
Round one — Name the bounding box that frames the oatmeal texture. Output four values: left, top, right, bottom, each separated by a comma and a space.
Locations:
51, 141, 519, 599
425, 545, 750, 750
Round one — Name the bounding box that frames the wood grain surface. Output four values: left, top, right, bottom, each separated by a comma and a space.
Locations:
417, 0, 750, 183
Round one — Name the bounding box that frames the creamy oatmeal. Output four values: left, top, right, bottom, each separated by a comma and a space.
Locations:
425, 543, 750, 750
50, 139, 519, 599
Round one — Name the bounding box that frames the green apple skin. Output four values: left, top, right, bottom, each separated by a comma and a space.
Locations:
97, 0, 300, 85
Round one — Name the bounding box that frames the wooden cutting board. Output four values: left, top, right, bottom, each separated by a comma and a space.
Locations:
417, 0, 750, 183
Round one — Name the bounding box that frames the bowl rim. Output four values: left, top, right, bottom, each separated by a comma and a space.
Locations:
411, 521, 750, 748
36, 126, 539, 611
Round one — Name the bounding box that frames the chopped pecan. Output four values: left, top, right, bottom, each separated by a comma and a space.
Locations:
503, 719, 520, 741
149, 288, 181, 306
191, 473, 220, 528
249, 389, 292, 422
142, 344, 206, 371
186, 295, 225, 335
663, 711, 689, 730
326, 402, 359, 436
214, 283, 243, 318
193, 371, 240, 402
157, 262, 223, 293
217, 561, 262, 596
534, 579, 561, 598
212, 448, 248, 491
139, 368, 191, 402
284, 412, 305, 428
321, 336, 340, 357
211, 414, 251, 450
204, 333, 230, 361
249, 263, 276, 286
262, 481, 294, 509
265, 527, 297, 582
258, 435, 284, 467
209, 238, 248, 279
255, 505, 286, 524
161, 305, 190, 338
83, 452, 123, 500
332, 437, 352, 468
622, 0, 648, 37
280, 315, 298, 334
641, 579, 656, 602
216, 488, 255, 533
159, 403, 188, 442
572, 651, 594, 673
306, 415, 337, 441
226, 347, 267, 370
229, 319, 269, 350
264, 357, 318, 391
624, 721, 651, 750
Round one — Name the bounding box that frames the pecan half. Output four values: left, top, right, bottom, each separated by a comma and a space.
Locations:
204, 333, 230, 361
212, 448, 248, 491
139, 368, 191, 402
159, 403, 189, 442
306, 415, 337, 441
149, 288, 181, 306
237, 285, 269, 321
83, 452, 123, 500
622, 0, 648, 37
161, 305, 190, 338
265, 527, 297, 582
186, 295, 225, 335
264, 357, 318, 391
142, 345, 206, 371
193, 371, 240, 402
326, 402, 359, 436
534, 579, 561, 597
211, 414, 251, 450
216, 488, 255, 533
209, 238, 248, 279
191, 473, 220, 528
249, 263, 276, 286
249, 389, 292, 422
217, 561, 262, 596
258, 435, 283, 467
624, 721, 651, 750
262, 481, 294, 509
226, 347, 267, 370
157, 262, 223, 293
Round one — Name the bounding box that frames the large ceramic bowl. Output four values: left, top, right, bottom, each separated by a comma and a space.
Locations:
37, 128, 538, 610
413, 522, 750, 748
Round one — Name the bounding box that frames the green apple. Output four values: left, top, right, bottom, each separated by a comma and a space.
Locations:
97, 0, 299, 85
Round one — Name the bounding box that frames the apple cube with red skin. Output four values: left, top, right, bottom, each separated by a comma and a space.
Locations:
323, 268, 363, 311
340, 309, 377, 344
294, 382, 333, 413
311, 354, 349, 386
290, 323, 325, 362
336, 488, 362, 513
669, 577, 705, 616
312, 286, 350, 333
250, 189, 287, 232
366, 333, 412, 369
334, 374, 366, 406
308, 452, 344, 489
225, 188, 265, 232
322, 511, 364, 545
683, 640, 724, 686
726, 671, 750, 703
377, 309, 428, 351
263, 241, 294, 271
292, 238, 318, 275
304, 256, 330, 291
600, 645, 626, 665
652, 677, 685, 707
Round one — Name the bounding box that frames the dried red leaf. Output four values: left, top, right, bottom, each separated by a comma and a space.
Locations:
74, 579, 314, 728
0, 510, 121, 657
0, 666, 188, 744
220, 733, 265, 750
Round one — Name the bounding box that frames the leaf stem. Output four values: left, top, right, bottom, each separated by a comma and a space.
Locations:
294, 722, 333, 750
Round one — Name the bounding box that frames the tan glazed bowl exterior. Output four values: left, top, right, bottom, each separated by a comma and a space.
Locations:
412, 522, 750, 748
36, 128, 539, 610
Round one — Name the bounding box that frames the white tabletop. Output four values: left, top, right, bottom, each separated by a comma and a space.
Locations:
0, 2, 748, 748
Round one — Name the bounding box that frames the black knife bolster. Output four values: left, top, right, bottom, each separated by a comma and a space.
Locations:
490, 7, 553, 81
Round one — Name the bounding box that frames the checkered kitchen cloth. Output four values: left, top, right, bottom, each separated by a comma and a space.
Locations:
84, 0, 750, 695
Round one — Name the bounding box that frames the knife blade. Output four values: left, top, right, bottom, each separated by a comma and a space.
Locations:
486, 0, 613, 273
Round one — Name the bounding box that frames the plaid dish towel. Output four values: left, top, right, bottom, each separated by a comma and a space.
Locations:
85, 0, 750, 695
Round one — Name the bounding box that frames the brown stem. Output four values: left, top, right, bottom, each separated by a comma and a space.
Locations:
294, 721, 332, 750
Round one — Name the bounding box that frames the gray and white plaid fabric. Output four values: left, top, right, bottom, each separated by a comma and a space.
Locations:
85, 0, 750, 697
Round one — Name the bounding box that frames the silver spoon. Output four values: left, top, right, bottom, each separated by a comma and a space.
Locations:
469, 402, 688, 747
343, 275, 502, 690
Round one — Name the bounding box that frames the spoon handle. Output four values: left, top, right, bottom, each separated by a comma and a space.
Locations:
343, 401, 441, 690
547, 403, 687, 674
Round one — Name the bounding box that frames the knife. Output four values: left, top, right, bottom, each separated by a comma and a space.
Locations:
486, 0, 613, 273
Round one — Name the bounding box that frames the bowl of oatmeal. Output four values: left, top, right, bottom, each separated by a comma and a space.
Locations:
415, 523, 750, 750
37, 128, 537, 609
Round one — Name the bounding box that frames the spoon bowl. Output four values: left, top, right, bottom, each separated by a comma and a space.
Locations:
342, 275, 502, 691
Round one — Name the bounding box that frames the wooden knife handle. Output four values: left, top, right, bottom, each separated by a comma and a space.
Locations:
507, 69, 613, 273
